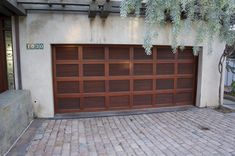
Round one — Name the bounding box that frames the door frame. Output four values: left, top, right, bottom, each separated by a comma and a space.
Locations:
0, 17, 8, 93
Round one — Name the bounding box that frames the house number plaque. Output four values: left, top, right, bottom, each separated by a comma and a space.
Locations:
26, 43, 44, 50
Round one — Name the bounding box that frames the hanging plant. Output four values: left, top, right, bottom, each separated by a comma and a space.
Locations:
120, 0, 235, 55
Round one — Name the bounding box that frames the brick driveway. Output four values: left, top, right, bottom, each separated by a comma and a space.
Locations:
8, 108, 235, 156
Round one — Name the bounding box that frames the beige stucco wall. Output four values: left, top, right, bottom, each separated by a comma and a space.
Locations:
18, 13, 225, 117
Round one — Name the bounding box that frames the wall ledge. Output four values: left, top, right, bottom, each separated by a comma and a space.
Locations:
0, 90, 30, 109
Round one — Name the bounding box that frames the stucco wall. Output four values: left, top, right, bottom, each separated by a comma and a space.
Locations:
18, 13, 225, 117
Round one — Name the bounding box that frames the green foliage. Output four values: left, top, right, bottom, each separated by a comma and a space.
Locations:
120, 0, 235, 55
231, 80, 235, 95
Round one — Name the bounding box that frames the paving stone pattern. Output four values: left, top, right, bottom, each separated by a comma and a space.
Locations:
24, 108, 235, 156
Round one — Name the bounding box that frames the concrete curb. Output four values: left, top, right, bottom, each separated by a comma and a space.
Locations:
6, 120, 43, 156
53, 105, 195, 119
224, 94, 235, 101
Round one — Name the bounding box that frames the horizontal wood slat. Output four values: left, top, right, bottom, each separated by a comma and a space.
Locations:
52, 45, 198, 113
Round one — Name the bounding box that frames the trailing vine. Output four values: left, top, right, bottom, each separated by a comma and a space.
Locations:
120, 0, 235, 55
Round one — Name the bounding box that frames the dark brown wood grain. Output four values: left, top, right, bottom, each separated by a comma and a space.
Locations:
0, 17, 8, 93
52, 45, 198, 113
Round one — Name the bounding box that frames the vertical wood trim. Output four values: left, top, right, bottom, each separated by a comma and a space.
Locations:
192, 56, 198, 105
78, 46, 84, 110
152, 47, 157, 106
105, 46, 109, 109
130, 47, 134, 108
173, 51, 178, 105
52, 46, 58, 113
0, 18, 8, 93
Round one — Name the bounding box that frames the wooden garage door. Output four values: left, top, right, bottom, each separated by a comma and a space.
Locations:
52, 45, 198, 113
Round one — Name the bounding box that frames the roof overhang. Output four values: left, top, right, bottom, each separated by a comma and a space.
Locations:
17, 0, 121, 15
0, 0, 26, 16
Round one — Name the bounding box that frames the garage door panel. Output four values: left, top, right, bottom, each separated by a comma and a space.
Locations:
156, 63, 174, 75
134, 80, 152, 91
133, 95, 152, 106
109, 63, 130, 76
175, 92, 193, 103
57, 98, 80, 109
83, 47, 105, 60
134, 48, 153, 60
134, 63, 153, 75
109, 95, 130, 108
83, 64, 105, 76
109, 47, 130, 60
84, 80, 105, 93
56, 64, 79, 77
177, 78, 193, 89
109, 80, 130, 92
53, 45, 197, 113
156, 79, 174, 90
157, 48, 175, 60
55, 47, 78, 60
155, 93, 174, 104
83, 96, 105, 109
178, 63, 194, 74
57, 81, 79, 93
178, 49, 194, 60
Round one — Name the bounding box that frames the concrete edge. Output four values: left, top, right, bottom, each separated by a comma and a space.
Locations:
6, 120, 43, 156
4, 120, 33, 156
51, 105, 195, 119
221, 104, 235, 111
224, 94, 235, 102
0, 90, 31, 109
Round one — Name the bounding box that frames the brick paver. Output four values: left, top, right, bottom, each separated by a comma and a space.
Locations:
12, 108, 235, 156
